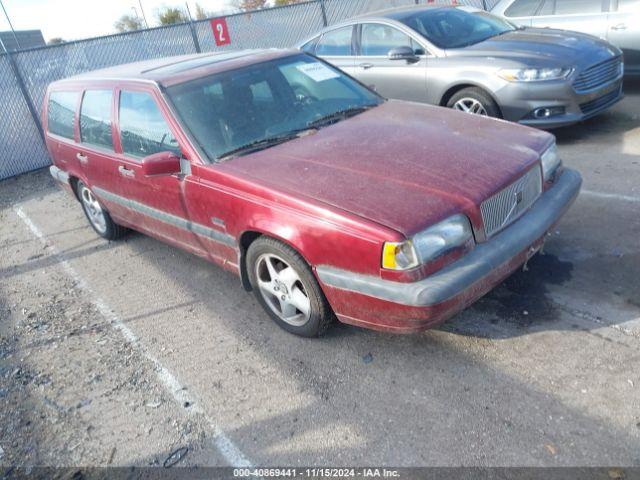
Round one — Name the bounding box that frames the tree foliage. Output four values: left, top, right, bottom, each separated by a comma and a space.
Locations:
156, 7, 188, 25
47, 37, 65, 45
194, 2, 210, 20
234, 0, 268, 11
274, 0, 304, 5
114, 14, 144, 33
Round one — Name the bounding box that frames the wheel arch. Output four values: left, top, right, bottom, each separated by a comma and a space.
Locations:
237, 228, 315, 292
439, 83, 503, 117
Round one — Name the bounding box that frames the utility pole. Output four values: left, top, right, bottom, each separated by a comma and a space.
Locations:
0, 0, 20, 51
138, 0, 149, 28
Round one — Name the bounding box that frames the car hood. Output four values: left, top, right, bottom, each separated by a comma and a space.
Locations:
218, 101, 552, 236
446, 27, 620, 67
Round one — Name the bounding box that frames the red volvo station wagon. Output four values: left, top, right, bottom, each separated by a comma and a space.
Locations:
45, 50, 581, 337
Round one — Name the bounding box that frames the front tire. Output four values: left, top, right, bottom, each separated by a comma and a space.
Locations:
246, 237, 333, 337
447, 87, 501, 118
77, 181, 126, 241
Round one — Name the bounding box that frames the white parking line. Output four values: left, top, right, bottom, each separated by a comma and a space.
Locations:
581, 189, 640, 203
13, 206, 253, 468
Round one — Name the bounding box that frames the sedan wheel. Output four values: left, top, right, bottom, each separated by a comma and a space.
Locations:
453, 97, 488, 116
446, 87, 501, 119
255, 253, 311, 326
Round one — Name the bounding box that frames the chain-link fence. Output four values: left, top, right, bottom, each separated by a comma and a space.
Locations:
0, 0, 498, 180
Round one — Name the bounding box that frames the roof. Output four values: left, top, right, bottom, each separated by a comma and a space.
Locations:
348, 4, 455, 22
52, 48, 300, 88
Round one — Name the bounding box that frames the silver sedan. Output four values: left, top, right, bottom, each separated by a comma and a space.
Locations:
298, 5, 624, 128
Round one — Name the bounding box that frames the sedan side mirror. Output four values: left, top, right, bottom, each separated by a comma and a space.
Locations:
141, 151, 182, 177
387, 46, 419, 63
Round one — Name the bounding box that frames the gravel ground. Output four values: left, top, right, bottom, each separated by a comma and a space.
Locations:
0, 80, 639, 470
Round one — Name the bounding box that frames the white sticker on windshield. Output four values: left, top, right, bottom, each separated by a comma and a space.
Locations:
296, 62, 340, 82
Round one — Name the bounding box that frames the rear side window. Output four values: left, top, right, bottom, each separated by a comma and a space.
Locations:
119, 91, 180, 158
316, 26, 353, 56
80, 90, 113, 150
48, 91, 79, 140
554, 0, 603, 14
505, 0, 543, 16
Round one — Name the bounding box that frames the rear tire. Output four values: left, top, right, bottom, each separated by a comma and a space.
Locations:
447, 87, 501, 119
76, 181, 127, 241
247, 237, 333, 337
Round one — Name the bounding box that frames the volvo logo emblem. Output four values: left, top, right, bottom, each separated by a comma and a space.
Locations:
515, 190, 524, 205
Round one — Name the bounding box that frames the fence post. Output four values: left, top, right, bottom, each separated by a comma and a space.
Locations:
482, 0, 488, 9
188, 21, 202, 53
0, 45, 45, 144
319, 0, 328, 27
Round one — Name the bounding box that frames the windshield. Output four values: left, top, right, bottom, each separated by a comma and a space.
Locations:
399, 8, 515, 49
166, 53, 382, 161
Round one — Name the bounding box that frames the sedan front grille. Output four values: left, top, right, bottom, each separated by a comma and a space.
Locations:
573, 57, 622, 94
579, 86, 622, 115
480, 166, 542, 238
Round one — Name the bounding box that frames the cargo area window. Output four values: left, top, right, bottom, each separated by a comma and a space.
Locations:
47, 91, 79, 140
80, 90, 114, 150
119, 91, 180, 159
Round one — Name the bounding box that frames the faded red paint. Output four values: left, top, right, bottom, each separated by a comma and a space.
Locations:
43, 51, 560, 333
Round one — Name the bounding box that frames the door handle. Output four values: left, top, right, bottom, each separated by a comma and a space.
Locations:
611, 23, 627, 30
76, 152, 88, 164
359, 62, 374, 70
118, 165, 135, 178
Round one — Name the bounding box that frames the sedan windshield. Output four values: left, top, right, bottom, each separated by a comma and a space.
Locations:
399, 8, 516, 49
166, 54, 382, 161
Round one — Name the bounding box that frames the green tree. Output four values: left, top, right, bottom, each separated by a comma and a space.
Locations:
156, 7, 188, 25
233, 0, 268, 11
114, 14, 144, 32
274, 0, 303, 5
194, 2, 210, 20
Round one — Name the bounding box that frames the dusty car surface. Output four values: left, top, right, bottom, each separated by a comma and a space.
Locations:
299, 5, 624, 128
44, 49, 581, 336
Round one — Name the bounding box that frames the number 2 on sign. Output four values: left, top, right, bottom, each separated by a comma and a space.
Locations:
211, 18, 231, 46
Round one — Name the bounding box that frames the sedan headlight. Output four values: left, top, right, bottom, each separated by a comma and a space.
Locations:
382, 214, 473, 271
498, 67, 572, 82
541, 142, 562, 182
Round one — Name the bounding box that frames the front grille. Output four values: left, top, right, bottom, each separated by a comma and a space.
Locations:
579, 86, 622, 115
480, 167, 542, 238
573, 57, 622, 93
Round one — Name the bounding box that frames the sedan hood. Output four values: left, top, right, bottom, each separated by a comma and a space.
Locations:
219, 101, 552, 236
447, 28, 620, 67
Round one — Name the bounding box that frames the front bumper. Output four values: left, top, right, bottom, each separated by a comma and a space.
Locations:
497, 76, 623, 129
317, 168, 582, 333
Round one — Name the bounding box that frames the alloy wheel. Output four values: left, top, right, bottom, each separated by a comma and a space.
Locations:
255, 253, 311, 326
80, 185, 107, 234
453, 97, 488, 116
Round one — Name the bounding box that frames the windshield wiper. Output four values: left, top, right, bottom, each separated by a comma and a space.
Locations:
306, 105, 375, 129
217, 128, 315, 161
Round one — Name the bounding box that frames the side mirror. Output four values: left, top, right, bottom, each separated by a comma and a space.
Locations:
387, 46, 419, 63
141, 151, 182, 177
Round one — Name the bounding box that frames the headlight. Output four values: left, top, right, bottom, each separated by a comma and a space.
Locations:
382, 240, 419, 271
412, 214, 473, 264
541, 142, 562, 182
382, 214, 474, 271
498, 67, 572, 82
